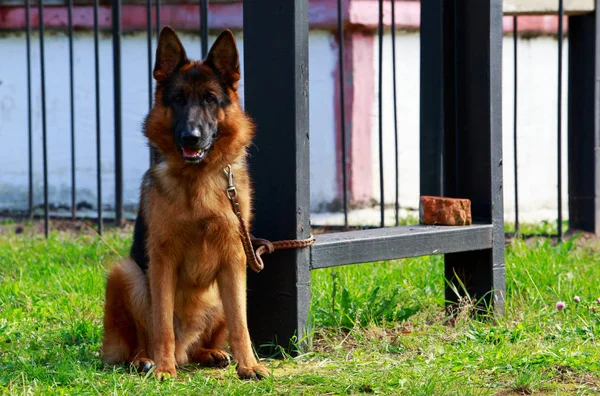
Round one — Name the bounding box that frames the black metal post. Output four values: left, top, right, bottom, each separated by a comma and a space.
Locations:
420, 0, 505, 314
200, 0, 209, 58
244, 0, 311, 354
113, 0, 124, 227
25, 0, 33, 218
336, 0, 349, 228
567, 1, 600, 234
68, 0, 76, 219
420, 0, 445, 197
93, 0, 103, 234
38, 0, 49, 237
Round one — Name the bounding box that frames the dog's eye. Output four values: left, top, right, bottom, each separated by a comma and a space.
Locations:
173, 94, 184, 104
205, 95, 217, 104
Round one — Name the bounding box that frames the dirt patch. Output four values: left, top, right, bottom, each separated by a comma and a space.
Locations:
0, 216, 135, 237
551, 365, 600, 390
0, 215, 360, 237
505, 229, 600, 250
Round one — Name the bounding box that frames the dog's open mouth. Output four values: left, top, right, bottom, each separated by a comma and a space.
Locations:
182, 147, 208, 163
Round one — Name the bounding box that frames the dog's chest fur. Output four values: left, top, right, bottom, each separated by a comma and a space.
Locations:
135, 160, 248, 290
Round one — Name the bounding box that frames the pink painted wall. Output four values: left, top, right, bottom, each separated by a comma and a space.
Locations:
0, 1, 569, 35
333, 31, 375, 205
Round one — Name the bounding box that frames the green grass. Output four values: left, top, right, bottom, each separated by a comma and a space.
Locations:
1, 223, 600, 395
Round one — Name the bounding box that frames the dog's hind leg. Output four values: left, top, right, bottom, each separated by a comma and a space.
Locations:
102, 259, 153, 373
101, 263, 136, 365
130, 331, 155, 373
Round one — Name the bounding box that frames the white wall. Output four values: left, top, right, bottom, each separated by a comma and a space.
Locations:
0, 30, 573, 224
309, 32, 339, 211
0, 31, 156, 213
370, 32, 421, 212
0, 31, 337, 215
369, 32, 569, 224
502, 36, 569, 224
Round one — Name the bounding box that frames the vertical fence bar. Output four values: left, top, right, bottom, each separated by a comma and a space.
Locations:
153, 1, 162, 173
93, 0, 103, 234
336, 0, 349, 228
200, 0, 209, 58
38, 0, 49, 237
154, 0, 162, 166
68, 0, 76, 219
156, 0, 161, 42
113, 0, 124, 227
557, 0, 564, 239
391, 0, 399, 225
378, 0, 384, 227
146, 0, 153, 111
26, 0, 33, 217
147, 0, 157, 165
567, 1, 600, 235
245, 0, 311, 354
513, 16, 519, 234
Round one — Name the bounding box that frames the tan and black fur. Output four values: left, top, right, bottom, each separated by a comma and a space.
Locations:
101, 26, 268, 380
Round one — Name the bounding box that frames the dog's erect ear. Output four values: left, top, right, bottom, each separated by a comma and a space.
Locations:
205, 30, 240, 87
153, 26, 188, 81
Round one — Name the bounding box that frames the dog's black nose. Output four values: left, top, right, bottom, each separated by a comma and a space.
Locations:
182, 129, 201, 147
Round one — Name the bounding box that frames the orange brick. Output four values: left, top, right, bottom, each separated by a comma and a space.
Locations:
419, 196, 472, 226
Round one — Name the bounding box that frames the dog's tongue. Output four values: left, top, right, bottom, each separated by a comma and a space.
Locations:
182, 147, 200, 157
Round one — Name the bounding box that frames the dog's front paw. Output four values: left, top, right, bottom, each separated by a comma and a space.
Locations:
237, 364, 270, 380
154, 365, 177, 380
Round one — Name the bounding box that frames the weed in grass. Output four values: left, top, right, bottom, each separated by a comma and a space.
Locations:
510, 368, 545, 394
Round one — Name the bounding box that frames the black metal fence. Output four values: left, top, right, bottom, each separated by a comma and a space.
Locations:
330, 0, 600, 242
505, 1, 600, 240
334, 0, 403, 229
510, 3, 564, 239
8, 0, 211, 236
4, 1, 591, 236
1, 0, 599, 352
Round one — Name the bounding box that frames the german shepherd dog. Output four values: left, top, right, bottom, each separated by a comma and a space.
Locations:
101, 26, 269, 381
